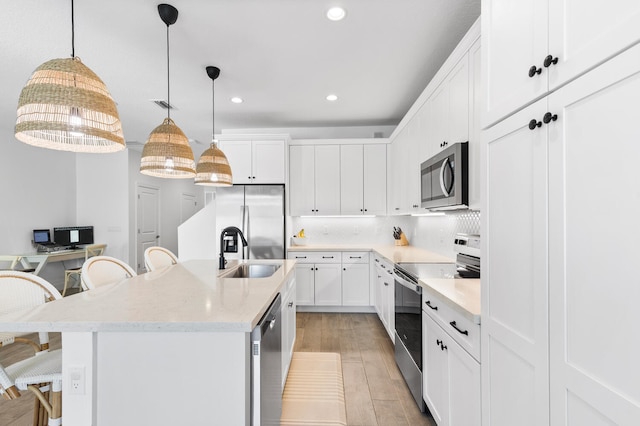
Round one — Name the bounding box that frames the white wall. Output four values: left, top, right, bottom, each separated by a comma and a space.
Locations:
76, 151, 130, 262
0, 139, 77, 287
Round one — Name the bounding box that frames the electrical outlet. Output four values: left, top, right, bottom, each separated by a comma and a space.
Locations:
69, 365, 85, 395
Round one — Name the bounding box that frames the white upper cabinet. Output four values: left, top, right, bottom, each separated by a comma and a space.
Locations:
289, 145, 340, 216
482, 0, 640, 128
340, 145, 364, 215
340, 144, 386, 216
289, 145, 315, 216
314, 145, 341, 216
218, 138, 286, 184
362, 144, 387, 216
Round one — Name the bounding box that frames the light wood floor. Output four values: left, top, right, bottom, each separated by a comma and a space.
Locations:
0, 313, 435, 426
295, 312, 436, 426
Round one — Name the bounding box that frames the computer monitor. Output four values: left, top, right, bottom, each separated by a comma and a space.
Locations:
53, 226, 94, 248
33, 229, 52, 244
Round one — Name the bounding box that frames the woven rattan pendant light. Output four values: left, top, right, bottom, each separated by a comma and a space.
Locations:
195, 66, 233, 186
140, 4, 195, 178
15, 0, 124, 153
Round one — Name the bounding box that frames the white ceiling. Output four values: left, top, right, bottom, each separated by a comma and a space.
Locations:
2, 0, 480, 156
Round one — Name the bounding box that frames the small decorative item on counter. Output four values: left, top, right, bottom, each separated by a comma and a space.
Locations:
291, 229, 308, 246
393, 226, 409, 246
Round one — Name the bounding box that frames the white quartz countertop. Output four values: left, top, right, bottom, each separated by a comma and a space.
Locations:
288, 244, 455, 264
419, 278, 481, 324
0, 259, 296, 333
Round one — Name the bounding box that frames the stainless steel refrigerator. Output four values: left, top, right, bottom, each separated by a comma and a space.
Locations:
215, 185, 285, 260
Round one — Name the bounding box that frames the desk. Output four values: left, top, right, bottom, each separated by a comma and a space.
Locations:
18, 249, 87, 275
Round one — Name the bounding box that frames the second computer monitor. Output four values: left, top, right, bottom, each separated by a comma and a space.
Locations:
53, 226, 94, 248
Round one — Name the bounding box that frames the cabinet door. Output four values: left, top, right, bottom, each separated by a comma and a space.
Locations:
448, 338, 481, 426
340, 145, 364, 215
314, 263, 342, 306
281, 278, 296, 389
289, 145, 315, 216
468, 38, 482, 211
363, 144, 387, 215
423, 313, 449, 426
448, 54, 470, 144
218, 140, 252, 184
548, 0, 640, 91
382, 268, 395, 341
314, 145, 341, 215
294, 264, 315, 306
482, 99, 549, 426
252, 140, 285, 183
341, 263, 369, 306
481, 0, 548, 128
430, 81, 450, 152
548, 45, 640, 424
388, 137, 404, 215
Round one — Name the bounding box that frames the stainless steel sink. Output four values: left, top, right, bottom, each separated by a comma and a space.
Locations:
223, 264, 281, 279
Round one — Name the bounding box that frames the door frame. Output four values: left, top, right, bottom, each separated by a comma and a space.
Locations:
135, 183, 161, 274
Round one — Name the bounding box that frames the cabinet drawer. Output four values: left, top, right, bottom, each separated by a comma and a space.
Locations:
288, 251, 340, 264
341, 251, 369, 264
422, 288, 480, 361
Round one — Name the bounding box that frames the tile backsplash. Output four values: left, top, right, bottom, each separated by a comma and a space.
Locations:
290, 210, 480, 260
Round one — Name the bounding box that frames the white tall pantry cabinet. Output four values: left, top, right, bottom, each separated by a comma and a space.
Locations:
482, 1, 640, 425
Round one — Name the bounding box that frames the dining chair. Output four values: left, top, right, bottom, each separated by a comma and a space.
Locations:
0, 271, 63, 426
62, 243, 107, 296
81, 256, 137, 290
144, 246, 179, 272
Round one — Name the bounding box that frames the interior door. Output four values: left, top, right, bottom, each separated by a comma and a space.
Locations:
180, 193, 197, 224
136, 184, 160, 274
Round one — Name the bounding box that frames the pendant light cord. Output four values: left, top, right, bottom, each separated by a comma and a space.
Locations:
166, 24, 171, 119
211, 79, 216, 143
70, 0, 75, 58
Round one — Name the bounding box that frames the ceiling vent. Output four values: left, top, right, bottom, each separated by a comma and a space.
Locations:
150, 99, 175, 110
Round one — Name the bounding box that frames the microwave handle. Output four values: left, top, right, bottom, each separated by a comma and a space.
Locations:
439, 158, 452, 196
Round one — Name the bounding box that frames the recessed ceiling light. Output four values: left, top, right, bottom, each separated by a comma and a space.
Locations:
231, 97, 243, 104
326, 7, 346, 21
326, 94, 338, 101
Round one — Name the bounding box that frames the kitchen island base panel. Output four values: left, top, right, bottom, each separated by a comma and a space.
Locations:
63, 331, 251, 426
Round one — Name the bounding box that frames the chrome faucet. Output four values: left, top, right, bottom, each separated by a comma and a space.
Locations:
219, 226, 248, 269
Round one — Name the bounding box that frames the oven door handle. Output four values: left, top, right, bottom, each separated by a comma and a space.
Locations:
393, 270, 421, 293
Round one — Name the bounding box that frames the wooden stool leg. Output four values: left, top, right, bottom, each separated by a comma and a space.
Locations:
49, 380, 62, 426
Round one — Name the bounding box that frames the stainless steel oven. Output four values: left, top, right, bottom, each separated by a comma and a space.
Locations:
393, 265, 425, 411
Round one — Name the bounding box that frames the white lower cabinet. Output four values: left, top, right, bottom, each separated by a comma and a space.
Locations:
373, 255, 395, 341
281, 274, 296, 389
288, 252, 341, 306
314, 263, 342, 306
341, 252, 369, 306
423, 312, 481, 426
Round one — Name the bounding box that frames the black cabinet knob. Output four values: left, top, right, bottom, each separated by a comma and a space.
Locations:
543, 112, 558, 124
543, 55, 559, 68
364, 209, 368, 212
528, 65, 542, 77
528, 119, 542, 130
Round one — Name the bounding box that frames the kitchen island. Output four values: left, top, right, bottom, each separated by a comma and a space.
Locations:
0, 259, 296, 426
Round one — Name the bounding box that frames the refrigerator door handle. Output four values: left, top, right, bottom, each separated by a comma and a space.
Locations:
244, 205, 250, 259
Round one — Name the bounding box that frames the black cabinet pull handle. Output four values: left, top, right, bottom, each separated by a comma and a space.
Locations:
543, 55, 559, 68
449, 321, 469, 336
349, 256, 361, 259
288, 301, 294, 308
322, 256, 334, 259
528, 119, 542, 130
436, 339, 442, 346
310, 267, 314, 271
295, 256, 307, 259
440, 343, 447, 351
384, 282, 388, 286
364, 209, 368, 212
528, 65, 542, 77
315, 267, 318, 271
425, 300, 438, 310
375, 259, 380, 263
543, 112, 558, 124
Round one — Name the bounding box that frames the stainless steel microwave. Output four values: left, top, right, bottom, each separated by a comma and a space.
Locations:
420, 142, 468, 210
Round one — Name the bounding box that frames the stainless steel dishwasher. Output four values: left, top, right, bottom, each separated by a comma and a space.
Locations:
251, 293, 282, 426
